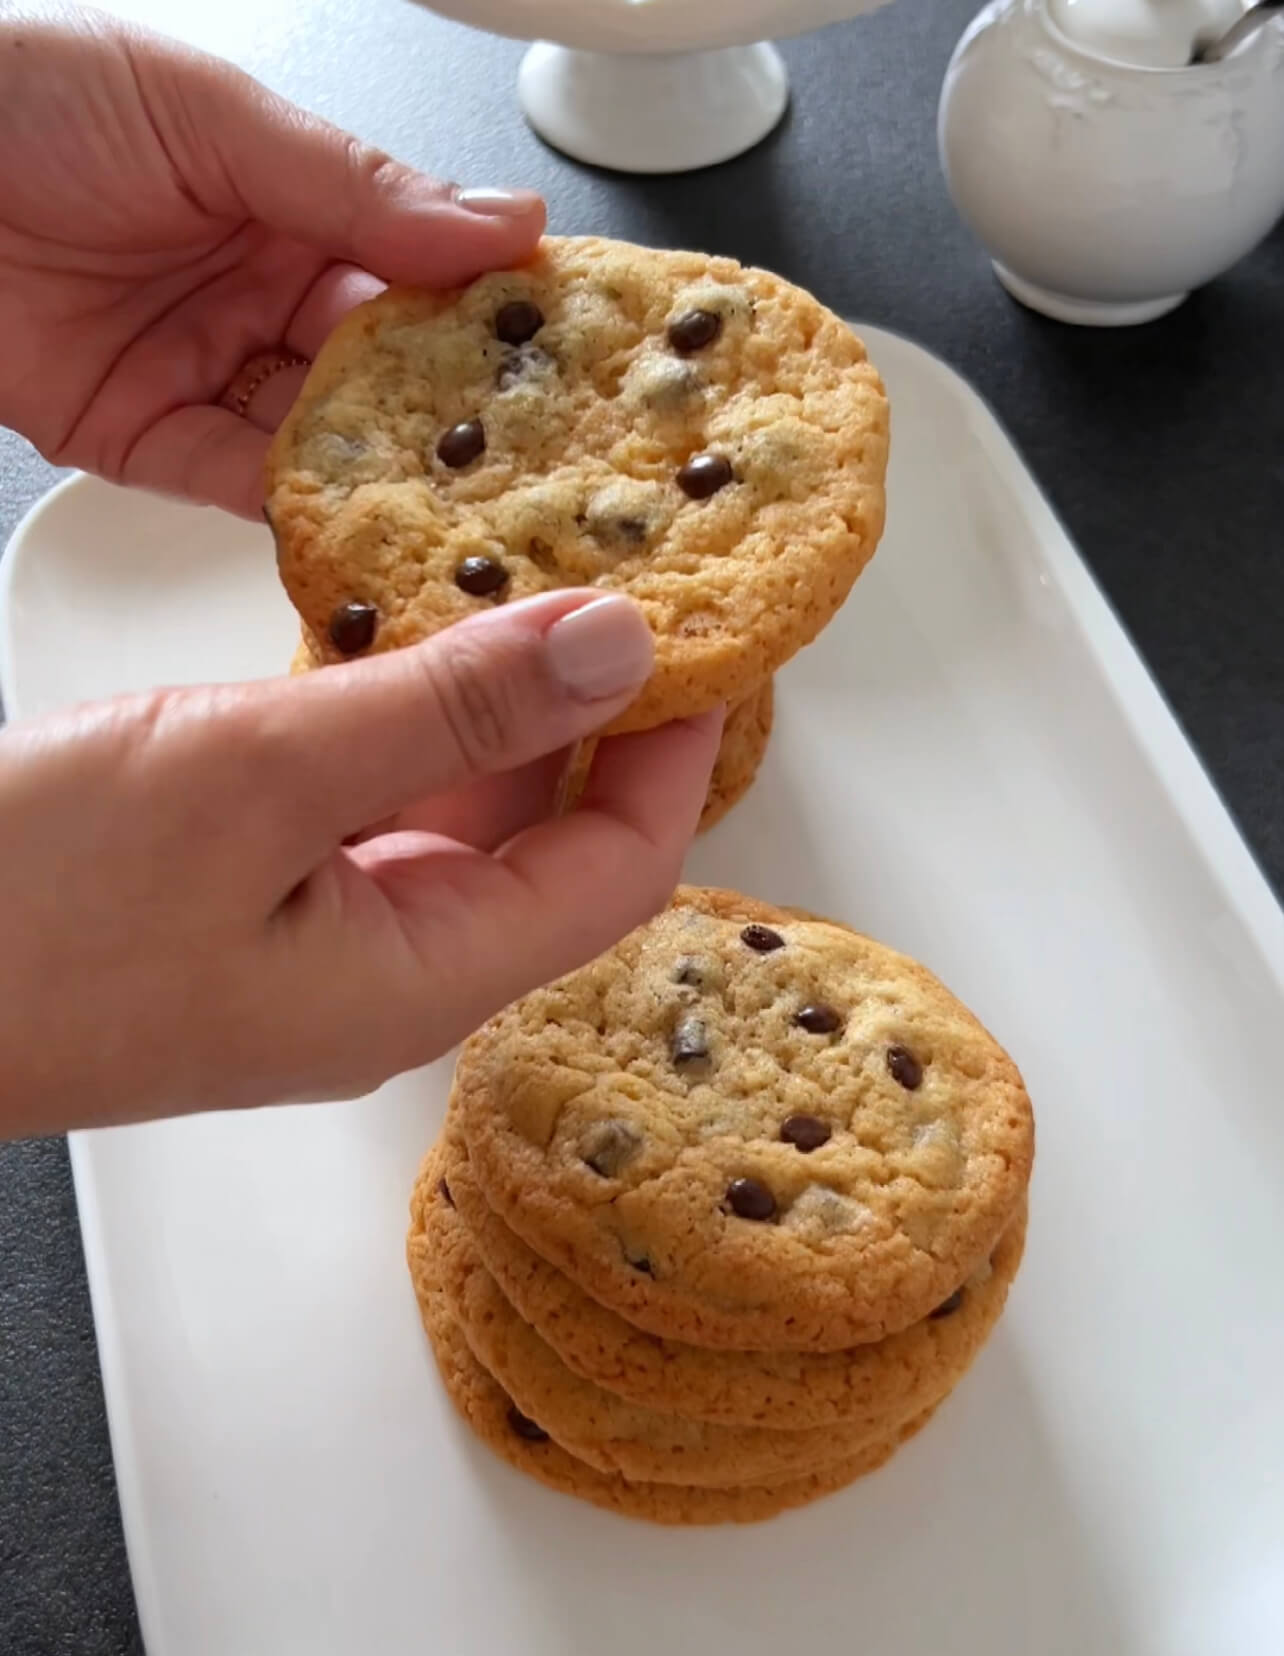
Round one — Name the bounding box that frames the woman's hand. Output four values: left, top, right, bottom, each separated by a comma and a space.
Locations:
0, 5, 545, 516
0, 591, 723, 1137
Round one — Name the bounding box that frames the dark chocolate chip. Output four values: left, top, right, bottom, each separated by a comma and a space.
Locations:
612, 517, 649, 544
506, 1405, 550, 1442
437, 1177, 454, 1207
436, 418, 486, 468
495, 300, 544, 346
780, 1115, 832, 1153
887, 1044, 924, 1091
327, 600, 378, 655
677, 452, 733, 500
795, 1004, 842, 1035
672, 957, 704, 988
667, 309, 723, 354
741, 924, 785, 954
671, 1016, 710, 1067
455, 555, 509, 598
930, 1289, 964, 1320
627, 1255, 654, 1276
726, 1177, 776, 1222
582, 1120, 643, 1179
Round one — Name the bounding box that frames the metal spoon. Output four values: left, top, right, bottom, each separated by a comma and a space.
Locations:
1190, 0, 1284, 64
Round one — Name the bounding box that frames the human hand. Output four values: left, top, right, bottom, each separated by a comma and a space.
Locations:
0, 5, 545, 517
0, 590, 723, 1138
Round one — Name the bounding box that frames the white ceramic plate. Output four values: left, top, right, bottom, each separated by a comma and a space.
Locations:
3, 326, 1283, 1656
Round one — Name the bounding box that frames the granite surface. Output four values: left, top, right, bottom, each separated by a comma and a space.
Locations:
1, 0, 1280, 1649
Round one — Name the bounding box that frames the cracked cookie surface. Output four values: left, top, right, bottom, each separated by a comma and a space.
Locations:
454, 886, 1034, 1351
265, 236, 888, 733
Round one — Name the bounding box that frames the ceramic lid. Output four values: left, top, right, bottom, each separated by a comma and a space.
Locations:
1048, 0, 1246, 67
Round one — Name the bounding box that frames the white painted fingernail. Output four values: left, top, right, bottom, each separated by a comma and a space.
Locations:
544, 596, 655, 703
454, 186, 544, 219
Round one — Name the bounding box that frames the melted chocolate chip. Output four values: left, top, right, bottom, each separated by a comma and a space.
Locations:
672, 957, 704, 988
795, 1004, 842, 1035
455, 556, 509, 598
677, 452, 733, 501
780, 1115, 832, 1153
327, 600, 378, 655
726, 1177, 776, 1222
667, 309, 723, 354
671, 1017, 710, 1067
741, 924, 785, 954
930, 1289, 964, 1320
506, 1405, 550, 1442
436, 418, 486, 469
495, 300, 543, 346
887, 1045, 924, 1091
437, 1177, 454, 1208
582, 1120, 643, 1179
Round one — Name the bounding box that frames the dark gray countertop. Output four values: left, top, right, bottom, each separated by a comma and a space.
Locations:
1, 0, 1280, 1649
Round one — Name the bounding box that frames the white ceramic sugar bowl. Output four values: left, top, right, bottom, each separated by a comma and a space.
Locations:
938, 0, 1284, 324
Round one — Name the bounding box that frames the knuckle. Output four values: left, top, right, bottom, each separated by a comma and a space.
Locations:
418, 636, 523, 775
342, 134, 402, 202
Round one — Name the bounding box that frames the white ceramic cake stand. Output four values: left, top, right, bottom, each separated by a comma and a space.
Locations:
410, 0, 895, 173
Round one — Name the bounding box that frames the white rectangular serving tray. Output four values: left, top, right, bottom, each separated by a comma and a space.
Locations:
3, 326, 1282, 1656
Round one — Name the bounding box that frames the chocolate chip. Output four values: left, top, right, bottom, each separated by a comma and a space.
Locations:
627, 1255, 654, 1276
726, 1177, 776, 1221
930, 1289, 964, 1319
780, 1115, 832, 1153
327, 600, 378, 655
741, 924, 785, 954
672, 957, 704, 988
455, 556, 509, 598
677, 453, 733, 500
437, 1177, 454, 1207
436, 418, 485, 468
671, 1016, 710, 1067
581, 1120, 643, 1179
506, 1405, 549, 1442
667, 309, 723, 354
887, 1045, 924, 1090
495, 300, 543, 345
795, 1004, 842, 1035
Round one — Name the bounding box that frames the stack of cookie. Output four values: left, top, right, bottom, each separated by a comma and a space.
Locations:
406, 888, 1034, 1525
267, 235, 889, 834
264, 238, 1035, 1522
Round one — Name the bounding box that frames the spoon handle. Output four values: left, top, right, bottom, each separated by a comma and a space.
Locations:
1192, 0, 1284, 64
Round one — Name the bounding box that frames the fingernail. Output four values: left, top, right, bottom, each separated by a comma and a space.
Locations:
454, 186, 544, 219
544, 596, 654, 703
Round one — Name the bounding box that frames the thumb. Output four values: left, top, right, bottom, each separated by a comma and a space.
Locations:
254, 590, 656, 875
144, 36, 545, 281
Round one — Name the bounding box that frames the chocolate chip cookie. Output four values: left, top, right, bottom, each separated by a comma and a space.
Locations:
412, 1147, 950, 1483
415, 1227, 935, 1525
433, 1126, 1027, 1430
564, 677, 773, 835
265, 236, 888, 734
452, 886, 1034, 1352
